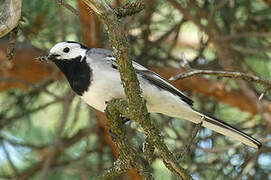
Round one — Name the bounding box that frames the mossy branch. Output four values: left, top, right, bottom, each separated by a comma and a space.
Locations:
98, 98, 153, 180
98, 158, 132, 180
113, 0, 145, 18
83, 0, 193, 179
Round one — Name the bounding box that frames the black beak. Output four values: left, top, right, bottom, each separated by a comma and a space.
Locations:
47, 54, 60, 61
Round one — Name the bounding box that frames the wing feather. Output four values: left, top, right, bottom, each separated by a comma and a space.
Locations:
108, 57, 193, 106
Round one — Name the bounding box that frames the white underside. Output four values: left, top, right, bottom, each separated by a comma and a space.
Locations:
81, 68, 197, 120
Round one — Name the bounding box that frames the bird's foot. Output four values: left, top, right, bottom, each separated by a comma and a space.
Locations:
120, 116, 131, 125
108, 128, 117, 142
104, 107, 131, 141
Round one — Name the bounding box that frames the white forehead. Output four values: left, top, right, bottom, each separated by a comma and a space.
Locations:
49, 42, 81, 53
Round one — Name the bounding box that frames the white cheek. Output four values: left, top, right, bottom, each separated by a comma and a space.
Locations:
61, 52, 77, 60
67, 50, 85, 60
70, 51, 79, 59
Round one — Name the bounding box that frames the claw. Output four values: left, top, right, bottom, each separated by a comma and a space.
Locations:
108, 129, 117, 142
104, 106, 131, 142
120, 117, 130, 125
104, 107, 110, 118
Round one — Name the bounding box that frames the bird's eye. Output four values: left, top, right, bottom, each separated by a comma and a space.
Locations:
63, 47, 70, 53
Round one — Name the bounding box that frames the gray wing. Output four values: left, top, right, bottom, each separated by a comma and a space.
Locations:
137, 69, 193, 106
108, 55, 193, 106
88, 48, 114, 57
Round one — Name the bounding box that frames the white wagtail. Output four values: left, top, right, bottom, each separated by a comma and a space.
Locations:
46, 41, 261, 149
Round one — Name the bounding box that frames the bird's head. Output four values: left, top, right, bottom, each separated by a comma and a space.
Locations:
47, 41, 89, 61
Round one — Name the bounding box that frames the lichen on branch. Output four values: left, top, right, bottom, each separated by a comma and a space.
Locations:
113, 0, 145, 18
99, 98, 153, 180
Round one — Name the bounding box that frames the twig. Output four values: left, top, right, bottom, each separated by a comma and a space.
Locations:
6, 26, 18, 60
54, 0, 79, 16
258, 88, 270, 101
178, 52, 191, 70
177, 122, 202, 161
170, 69, 271, 89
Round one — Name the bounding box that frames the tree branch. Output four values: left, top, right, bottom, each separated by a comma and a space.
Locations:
100, 99, 153, 180
113, 0, 145, 18
83, 0, 192, 179
170, 69, 271, 89
0, 0, 22, 38
98, 158, 133, 179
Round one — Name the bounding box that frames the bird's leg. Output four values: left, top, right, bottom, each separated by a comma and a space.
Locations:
104, 106, 117, 141
105, 100, 130, 124
120, 116, 131, 125
104, 104, 131, 141
104, 104, 110, 117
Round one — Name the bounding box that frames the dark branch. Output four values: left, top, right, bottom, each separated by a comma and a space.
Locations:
6, 27, 18, 60
170, 70, 271, 89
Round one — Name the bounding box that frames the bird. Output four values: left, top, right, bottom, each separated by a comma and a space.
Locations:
46, 41, 261, 149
